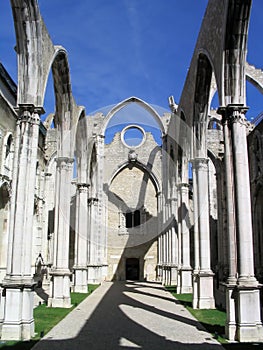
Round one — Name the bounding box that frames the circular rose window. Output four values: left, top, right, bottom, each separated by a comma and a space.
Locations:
121, 125, 146, 148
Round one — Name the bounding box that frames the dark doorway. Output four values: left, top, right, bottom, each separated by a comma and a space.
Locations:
126, 258, 139, 280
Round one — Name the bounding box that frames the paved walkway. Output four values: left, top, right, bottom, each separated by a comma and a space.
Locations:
32, 281, 222, 350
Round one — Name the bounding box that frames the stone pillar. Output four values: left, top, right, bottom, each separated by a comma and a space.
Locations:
170, 197, 178, 286
193, 158, 215, 309
87, 197, 101, 284
73, 183, 89, 293
1, 105, 42, 340
48, 157, 74, 308
156, 192, 163, 281
218, 107, 238, 340
223, 105, 263, 342
178, 183, 192, 293
176, 185, 182, 291
191, 161, 200, 309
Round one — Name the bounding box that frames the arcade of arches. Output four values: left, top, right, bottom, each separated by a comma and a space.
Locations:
0, 0, 263, 344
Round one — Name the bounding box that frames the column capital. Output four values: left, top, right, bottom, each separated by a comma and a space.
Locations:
55, 157, 74, 166
15, 104, 45, 115
76, 182, 90, 193
15, 104, 45, 125
217, 104, 249, 125
177, 182, 189, 189
88, 197, 99, 205
191, 157, 209, 170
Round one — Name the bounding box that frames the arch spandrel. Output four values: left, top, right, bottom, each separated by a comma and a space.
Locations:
101, 96, 165, 136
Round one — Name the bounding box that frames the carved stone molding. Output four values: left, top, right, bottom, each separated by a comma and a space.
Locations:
76, 182, 90, 193
191, 157, 209, 171
55, 157, 74, 170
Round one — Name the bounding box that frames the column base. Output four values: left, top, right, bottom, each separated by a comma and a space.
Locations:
156, 264, 163, 282
101, 264, 108, 281
87, 265, 102, 284
73, 267, 88, 293
179, 267, 192, 294
48, 269, 72, 308
197, 271, 215, 309
170, 266, 178, 286
236, 285, 263, 342
161, 265, 171, 286
0, 280, 35, 340
224, 282, 237, 341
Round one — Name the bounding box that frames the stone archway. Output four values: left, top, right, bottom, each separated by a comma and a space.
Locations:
126, 258, 140, 280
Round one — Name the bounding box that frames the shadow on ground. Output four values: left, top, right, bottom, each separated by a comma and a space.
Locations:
1, 282, 263, 350
31, 281, 221, 349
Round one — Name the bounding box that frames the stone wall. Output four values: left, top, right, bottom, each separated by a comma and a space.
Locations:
104, 127, 162, 281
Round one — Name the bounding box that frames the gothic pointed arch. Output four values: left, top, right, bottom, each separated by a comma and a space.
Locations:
110, 160, 161, 195
74, 109, 88, 183
101, 96, 165, 135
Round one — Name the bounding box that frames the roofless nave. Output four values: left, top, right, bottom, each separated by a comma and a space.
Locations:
0, 0, 263, 344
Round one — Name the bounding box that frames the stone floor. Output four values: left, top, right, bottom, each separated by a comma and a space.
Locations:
32, 281, 222, 350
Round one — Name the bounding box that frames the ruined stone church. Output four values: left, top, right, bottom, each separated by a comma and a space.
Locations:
0, 0, 263, 344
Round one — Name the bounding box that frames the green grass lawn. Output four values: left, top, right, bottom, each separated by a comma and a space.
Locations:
0, 284, 99, 350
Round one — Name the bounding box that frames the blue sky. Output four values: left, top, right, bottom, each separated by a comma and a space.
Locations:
0, 1, 262, 121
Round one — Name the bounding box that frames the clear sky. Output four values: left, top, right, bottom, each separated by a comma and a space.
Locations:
0, 1, 262, 121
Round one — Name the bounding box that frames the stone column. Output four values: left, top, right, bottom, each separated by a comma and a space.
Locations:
73, 183, 89, 293
193, 158, 215, 309
156, 192, 163, 282
224, 105, 263, 342
87, 197, 100, 284
191, 160, 200, 309
170, 197, 178, 285
176, 185, 182, 291
1, 105, 42, 340
48, 157, 74, 308
218, 107, 238, 340
178, 183, 192, 293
